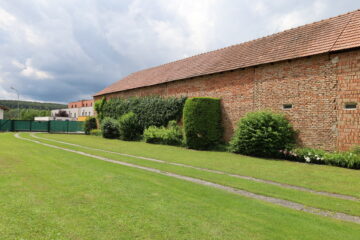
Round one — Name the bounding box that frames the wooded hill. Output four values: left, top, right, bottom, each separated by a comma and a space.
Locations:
0, 100, 66, 110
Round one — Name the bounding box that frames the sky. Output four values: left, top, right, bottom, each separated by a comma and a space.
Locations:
0, 0, 359, 103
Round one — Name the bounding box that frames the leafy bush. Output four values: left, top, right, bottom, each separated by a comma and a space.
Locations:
118, 112, 142, 141
84, 117, 97, 135
324, 152, 360, 169
100, 117, 120, 139
94, 97, 106, 121
183, 97, 222, 150
282, 148, 360, 169
99, 96, 186, 132
143, 120, 182, 146
229, 111, 296, 158
90, 129, 102, 136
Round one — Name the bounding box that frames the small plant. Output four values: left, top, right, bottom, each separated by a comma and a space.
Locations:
84, 117, 97, 135
100, 117, 120, 139
323, 152, 360, 169
143, 120, 182, 146
183, 97, 222, 150
229, 111, 296, 158
90, 129, 102, 136
282, 148, 360, 169
283, 148, 326, 164
351, 145, 360, 155
118, 112, 142, 141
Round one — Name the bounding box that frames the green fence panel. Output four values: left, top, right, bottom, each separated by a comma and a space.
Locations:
68, 121, 84, 132
49, 121, 68, 133
0, 120, 83, 133
14, 120, 31, 131
31, 121, 49, 132
0, 120, 12, 131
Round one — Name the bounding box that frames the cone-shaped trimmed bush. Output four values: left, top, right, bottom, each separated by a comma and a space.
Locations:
183, 97, 222, 150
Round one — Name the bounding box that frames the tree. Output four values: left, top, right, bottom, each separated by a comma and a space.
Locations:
55, 110, 69, 117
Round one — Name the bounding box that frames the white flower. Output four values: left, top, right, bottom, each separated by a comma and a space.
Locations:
305, 156, 311, 163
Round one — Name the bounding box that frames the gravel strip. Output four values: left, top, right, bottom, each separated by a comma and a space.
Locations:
31, 133, 359, 202
17, 133, 360, 224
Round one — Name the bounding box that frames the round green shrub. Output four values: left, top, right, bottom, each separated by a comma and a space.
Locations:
183, 97, 222, 150
118, 112, 141, 141
229, 111, 296, 157
100, 117, 120, 139
84, 117, 97, 135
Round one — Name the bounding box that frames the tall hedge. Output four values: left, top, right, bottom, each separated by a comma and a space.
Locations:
99, 96, 186, 132
183, 97, 222, 150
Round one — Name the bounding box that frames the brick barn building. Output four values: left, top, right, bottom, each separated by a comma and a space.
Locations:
94, 10, 360, 151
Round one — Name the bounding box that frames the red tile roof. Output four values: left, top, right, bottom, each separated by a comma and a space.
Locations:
95, 9, 360, 96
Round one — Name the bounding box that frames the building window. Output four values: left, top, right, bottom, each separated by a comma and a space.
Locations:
344, 102, 357, 110
283, 104, 293, 110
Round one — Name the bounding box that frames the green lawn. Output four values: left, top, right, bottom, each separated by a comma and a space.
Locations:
25, 133, 360, 217
39, 133, 360, 197
0, 133, 359, 239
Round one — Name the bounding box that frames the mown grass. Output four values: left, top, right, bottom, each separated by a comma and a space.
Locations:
0, 132, 359, 239
40, 133, 360, 197
26, 133, 360, 217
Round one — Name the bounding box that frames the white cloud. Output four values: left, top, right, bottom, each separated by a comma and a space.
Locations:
0, 8, 16, 29
13, 59, 53, 80
251, 1, 269, 15
162, 0, 217, 53
269, 0, 328, 31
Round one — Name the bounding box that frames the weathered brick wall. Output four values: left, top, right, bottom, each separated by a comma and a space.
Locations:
95, 49, 360, 151
335, 50, 360, 150
96, 69, 255, 140
253, 54, 338, 151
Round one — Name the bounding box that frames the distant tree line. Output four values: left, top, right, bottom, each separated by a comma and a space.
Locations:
0, 100, 66, 120
0, 100, 66, 110
4, 109, 50, 120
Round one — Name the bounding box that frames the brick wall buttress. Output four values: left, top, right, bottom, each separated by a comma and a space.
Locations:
335, 49, 360, 151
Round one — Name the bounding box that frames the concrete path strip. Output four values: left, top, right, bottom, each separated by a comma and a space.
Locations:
17, 133, 360, 224
31, 133, 359, 202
